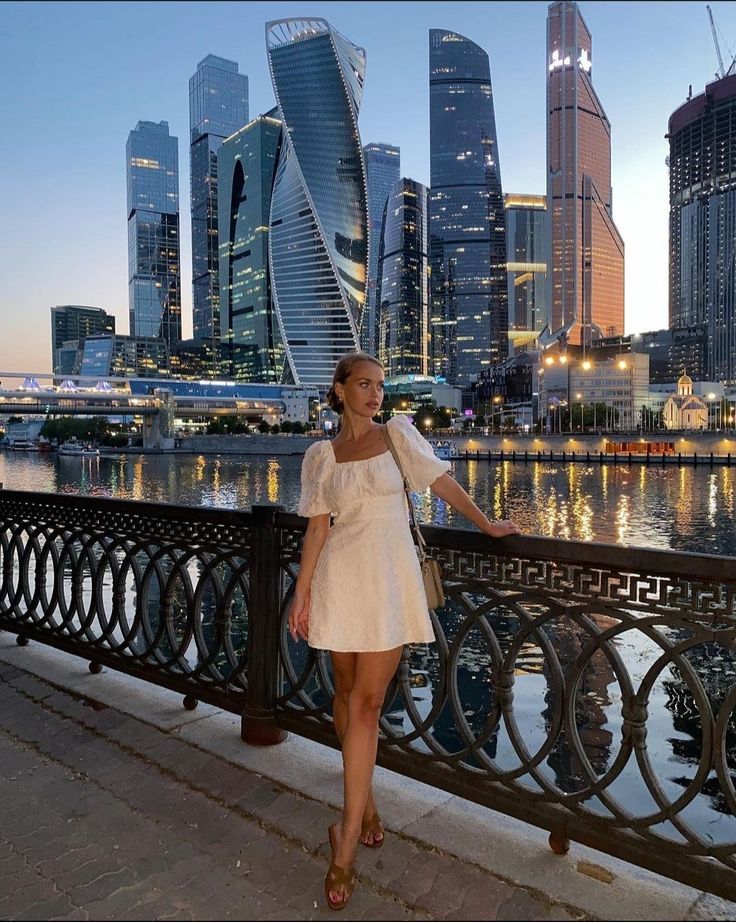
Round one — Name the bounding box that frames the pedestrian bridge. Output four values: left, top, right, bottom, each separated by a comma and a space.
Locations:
0, 373, 297, 448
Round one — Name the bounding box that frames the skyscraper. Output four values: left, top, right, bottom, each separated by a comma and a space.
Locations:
362, 142, 401, 356
505, 194, 548, 353
50, 305, 115, 375
266, 19, 368, 387
546, 1, 624, 349
429, 28, 506, 386
126, 120, 182, 347
376, 178, 430, 377
218, 111, 284, 382
668, 74, 736, 384
189, 55, 249, 355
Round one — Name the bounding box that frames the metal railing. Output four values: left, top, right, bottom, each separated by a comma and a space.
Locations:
2, 489, 736, 898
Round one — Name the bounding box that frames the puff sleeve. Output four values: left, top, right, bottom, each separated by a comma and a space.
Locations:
297, 441, 333, 517
386, 415, 451, 491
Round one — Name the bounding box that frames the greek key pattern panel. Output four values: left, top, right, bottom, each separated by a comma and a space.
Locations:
434, 548, 736, 618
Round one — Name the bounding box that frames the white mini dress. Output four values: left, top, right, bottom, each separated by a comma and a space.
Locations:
297, 415, 451, 652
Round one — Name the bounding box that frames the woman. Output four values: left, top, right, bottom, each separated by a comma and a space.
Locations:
289, 353, 521, 911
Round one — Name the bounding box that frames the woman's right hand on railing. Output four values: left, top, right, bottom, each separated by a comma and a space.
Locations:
289, 588, 310, 643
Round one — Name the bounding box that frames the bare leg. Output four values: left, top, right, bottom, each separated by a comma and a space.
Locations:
328, 646, 403, 906
330, 652, 382, 845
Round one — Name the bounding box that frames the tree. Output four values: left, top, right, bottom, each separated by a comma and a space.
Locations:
206, 414, 250, 435
258, 420, 271, 434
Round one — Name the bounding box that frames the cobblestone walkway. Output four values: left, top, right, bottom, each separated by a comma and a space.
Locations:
0, 662, 584, 921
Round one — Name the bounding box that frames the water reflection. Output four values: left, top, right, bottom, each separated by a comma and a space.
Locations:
2, 450, 736, 553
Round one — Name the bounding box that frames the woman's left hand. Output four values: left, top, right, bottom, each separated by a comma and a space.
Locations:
483, 519, 522, 538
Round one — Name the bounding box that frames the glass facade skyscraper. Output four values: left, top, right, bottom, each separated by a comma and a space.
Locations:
218, 111, 284, 383
376, 179, 429, 376
362, 142, 401, 356
189, 55, 249, 357
505, 194, 548, 352
668, 74, 736, 384
429, 28, 507, 386
50, 305, 115, 375
267, 18, 368, 387
126, 121, 182, 347
546, 1, 624, 348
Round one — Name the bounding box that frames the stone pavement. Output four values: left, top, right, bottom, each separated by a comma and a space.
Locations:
0, 660, 581, 922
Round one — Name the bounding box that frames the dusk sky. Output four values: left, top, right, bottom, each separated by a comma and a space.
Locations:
2, 0, 735, 374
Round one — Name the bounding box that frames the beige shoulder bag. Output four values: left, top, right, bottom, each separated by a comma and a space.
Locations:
382, 425, 445, 610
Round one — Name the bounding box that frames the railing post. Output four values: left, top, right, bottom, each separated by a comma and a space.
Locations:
242, 504, 288, 746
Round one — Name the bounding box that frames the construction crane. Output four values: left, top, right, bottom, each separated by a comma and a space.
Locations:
706, 5, 736, 79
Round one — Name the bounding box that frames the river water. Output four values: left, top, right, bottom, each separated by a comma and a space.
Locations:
1, 448, 735, 555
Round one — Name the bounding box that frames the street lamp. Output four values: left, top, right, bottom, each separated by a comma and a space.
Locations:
491, 395, 502, 435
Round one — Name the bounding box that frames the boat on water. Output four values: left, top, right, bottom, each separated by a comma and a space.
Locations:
10, 440, 38, 452
428, 439, 458, 460
58, 441, 100, 458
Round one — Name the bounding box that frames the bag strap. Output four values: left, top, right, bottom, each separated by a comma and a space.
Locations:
381, 424, 427, 558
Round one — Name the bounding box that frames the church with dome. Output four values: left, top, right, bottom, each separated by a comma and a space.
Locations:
662, 374, 708, 430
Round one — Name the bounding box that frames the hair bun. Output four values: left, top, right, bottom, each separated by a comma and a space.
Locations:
326, 387, 343, 413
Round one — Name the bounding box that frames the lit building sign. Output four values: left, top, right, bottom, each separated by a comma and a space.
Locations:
549, 48, 592, 73
549, 49, 571, 71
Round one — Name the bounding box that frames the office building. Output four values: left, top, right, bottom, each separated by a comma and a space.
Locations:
505, 194, 548, 352
539, 349, 649, 431
546, 1, 624, 348
189, 55, 249, 359
266, 18, 367, 386
595, 326, 708, 384
668, 73, 736, 383
218, 111, 283, 383
429, 28, 507, 385
80, 334, 170, 379
376, 178, 429, 376
50, 305, 115, 375
362, 142, 401, 355
126, 121, 182, 346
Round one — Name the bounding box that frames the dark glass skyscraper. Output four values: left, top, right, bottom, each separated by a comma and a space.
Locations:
668, 74, 736, 384
218, 111, 283, 382
189, 55, 249, 355
126, 121, 182, 346
429, 28, 506, 386
362, 142, 401, 356
50, 305, 115, 376
267, 19, 367, 387
376, 179, 429, 377
546, 1, 624, 348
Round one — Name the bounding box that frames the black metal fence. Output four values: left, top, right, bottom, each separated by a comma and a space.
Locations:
2, 488, 736, 898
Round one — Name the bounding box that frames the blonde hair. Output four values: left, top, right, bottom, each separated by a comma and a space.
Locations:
326, 352, 384, 413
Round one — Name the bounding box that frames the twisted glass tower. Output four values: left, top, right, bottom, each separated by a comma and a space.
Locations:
266, 19, 368, 386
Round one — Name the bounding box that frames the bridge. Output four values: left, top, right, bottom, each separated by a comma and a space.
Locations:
0, 372, 304, 449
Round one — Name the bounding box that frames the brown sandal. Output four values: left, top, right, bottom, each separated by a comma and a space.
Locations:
360, 812, 385, 849
325, 824, 356, 911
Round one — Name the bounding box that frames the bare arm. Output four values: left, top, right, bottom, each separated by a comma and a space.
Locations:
430, 473, 521, 537
295, 514, 330, 594
289, 514, 330, 641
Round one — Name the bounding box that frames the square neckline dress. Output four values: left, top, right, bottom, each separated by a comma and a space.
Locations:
297, 415, 451, 652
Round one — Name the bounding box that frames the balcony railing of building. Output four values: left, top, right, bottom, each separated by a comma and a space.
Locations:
1, 488, 736, 898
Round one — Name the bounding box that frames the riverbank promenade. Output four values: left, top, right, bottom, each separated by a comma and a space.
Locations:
0, 637, 731, 922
